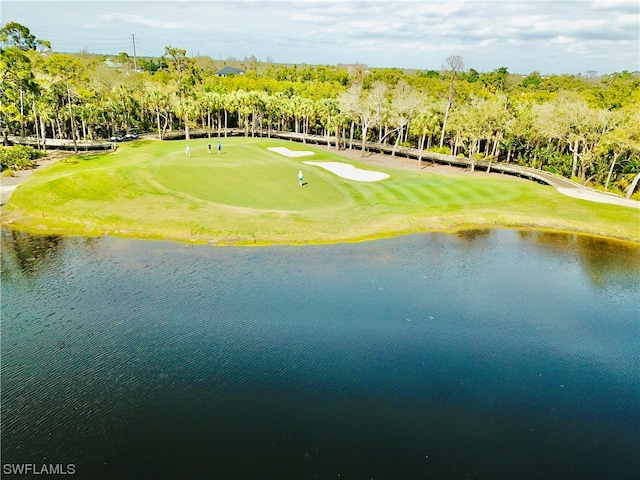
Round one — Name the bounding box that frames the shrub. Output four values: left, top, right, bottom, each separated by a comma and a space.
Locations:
428, 146, 452, 155
0, 145, 45, 171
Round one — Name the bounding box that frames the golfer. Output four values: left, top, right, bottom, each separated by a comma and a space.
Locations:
185, 145, 191, 157
207, 143, 212, 155
298, 170, 304, 187
217, 142, 222, 154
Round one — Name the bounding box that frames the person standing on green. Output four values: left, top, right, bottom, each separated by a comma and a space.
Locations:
298, 170, 304, 187
217, 142, 222, 154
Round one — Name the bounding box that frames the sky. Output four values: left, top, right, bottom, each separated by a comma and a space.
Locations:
2, 0, 639, 75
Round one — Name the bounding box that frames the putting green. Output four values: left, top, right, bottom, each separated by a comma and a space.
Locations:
3, 137, 639, 244
154, 142, 346, 210
152, 139, 520, 210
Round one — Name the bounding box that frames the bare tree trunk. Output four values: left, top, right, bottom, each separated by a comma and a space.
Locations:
66, 82, 78, 153
156, 110, 162, 139
349, 121, 354, 150
492, 133, 500, 157
626, 172, 640, 199
32, 101, 41, 150
391, 130, 401, 158
19, 88, 25, 137
161, 115, 170, 139
303, 116, 307, 144
469, 140, 478, 172
439, 101, 451, 149
39, 117, 47, 152
361, 124, 368, 156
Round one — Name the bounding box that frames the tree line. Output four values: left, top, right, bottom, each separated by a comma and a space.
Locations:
1, 22, 639, 197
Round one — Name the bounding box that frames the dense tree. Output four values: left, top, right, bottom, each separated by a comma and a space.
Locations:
1, 22, 638, 195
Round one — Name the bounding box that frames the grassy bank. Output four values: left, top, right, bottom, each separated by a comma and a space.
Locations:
2, 138, 639, 244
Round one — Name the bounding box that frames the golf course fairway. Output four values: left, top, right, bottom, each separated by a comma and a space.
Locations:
2, 138, 639, 244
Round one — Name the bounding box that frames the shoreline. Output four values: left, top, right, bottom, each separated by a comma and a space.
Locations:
2, 147, 638, 245
3, 218, 639, 248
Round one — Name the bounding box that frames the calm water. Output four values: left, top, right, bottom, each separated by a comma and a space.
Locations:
1, 229, 639, 479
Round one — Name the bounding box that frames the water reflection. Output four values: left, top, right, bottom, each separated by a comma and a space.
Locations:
455, 228, 492, 242
1, 230, 107, 284
517, 230, 640, 288
0, 229, 64, 280
2, 228, 639, 290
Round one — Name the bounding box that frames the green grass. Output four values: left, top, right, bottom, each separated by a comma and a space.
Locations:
2, 137, 639, 245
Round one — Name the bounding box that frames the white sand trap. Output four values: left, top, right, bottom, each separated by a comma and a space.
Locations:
303, 161, 390, 182
267, 146, 315, 158
557, 187, 640, 209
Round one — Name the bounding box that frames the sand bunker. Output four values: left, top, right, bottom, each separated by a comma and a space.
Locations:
267, 146, 315, 158
557, 187, 640, 209
303, 161, 389, 182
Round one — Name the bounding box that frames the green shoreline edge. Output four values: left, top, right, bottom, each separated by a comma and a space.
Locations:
2, 139, 639, 247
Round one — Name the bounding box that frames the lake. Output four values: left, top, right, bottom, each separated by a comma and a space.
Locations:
1, 228, 639, 479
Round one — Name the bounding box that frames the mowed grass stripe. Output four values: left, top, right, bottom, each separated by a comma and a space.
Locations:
462, 180, 522, 203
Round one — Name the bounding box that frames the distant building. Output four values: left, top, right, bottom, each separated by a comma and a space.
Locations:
215, 67, 246, 77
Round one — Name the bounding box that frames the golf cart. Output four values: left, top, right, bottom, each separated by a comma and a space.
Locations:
125, 128, 139, 140
110, 130, 126, 142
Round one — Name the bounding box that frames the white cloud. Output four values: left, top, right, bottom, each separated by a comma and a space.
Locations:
100, 13, 189, 30
2, 0, 638, 73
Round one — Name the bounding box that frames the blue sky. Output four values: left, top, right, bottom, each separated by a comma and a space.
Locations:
2, 0, 638, 74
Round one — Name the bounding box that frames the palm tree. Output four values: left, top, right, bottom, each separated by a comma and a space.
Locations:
410, 100, 440, 168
